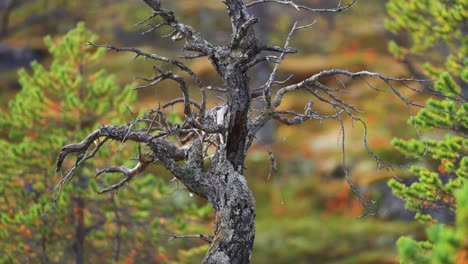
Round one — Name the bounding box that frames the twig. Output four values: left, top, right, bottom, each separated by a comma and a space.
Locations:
162, 233, 213, 244
247, 0, 358, 13
87, 42, 201, 86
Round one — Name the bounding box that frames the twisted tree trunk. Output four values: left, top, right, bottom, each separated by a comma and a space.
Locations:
201, 3, 258, 261
203, 54, 256, 264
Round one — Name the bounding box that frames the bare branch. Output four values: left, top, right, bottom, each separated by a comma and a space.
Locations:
273, 69, 430, 108
309, 82, 362, 113
162, 233, 213, 244
141, 22, 166, 35
86, 42, 201, 86
163, 98, 201, 110
335, 109, 377, 217
140, 0, 214, 55
142, 0, 161, 10
260, 45, 297, 54
247, 0, 358, 13
93, 145, 155, 194
179, 52, 208, 60
134, 10, 158, 26
273, 107, 344, 125
96, 160, 150, 194
206, 86, 227, 93
134, 66, 193, 118
225, 0, 255, 32
55, 130, 107, 173
245, 55, 280, 70
55, 125, 188, 183
133, 75, 166, 90
231, 17, 259, 49
263, 21, 314, 107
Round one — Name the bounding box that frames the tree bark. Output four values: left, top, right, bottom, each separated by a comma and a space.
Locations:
198, 2, 259, 260
72, 196, 85, 264
203, 158, 256, 264
224, 71, 251, 171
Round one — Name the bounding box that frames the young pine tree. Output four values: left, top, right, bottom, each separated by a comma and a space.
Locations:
395, 181, 468, 264
0, 23, 204, 263
385, 0, 467, 262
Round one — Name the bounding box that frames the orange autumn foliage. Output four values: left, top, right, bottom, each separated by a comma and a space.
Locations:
154, 252, 169, 262
324, 189, 362, 217
456, 247, 468, 264
23, 245, 30, 253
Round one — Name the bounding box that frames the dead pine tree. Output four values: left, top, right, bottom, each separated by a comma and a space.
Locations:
55, 0, 438, 263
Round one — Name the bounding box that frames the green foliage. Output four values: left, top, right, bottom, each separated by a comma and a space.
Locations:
396, 236, 431, 264
396, 180, 468, 264
253, 208, 416, 264
386, 0, 468, 263
0, 23, 205, 262
385, 0, 467, 74
386, 0, 467, 223
388, 94, 467, 223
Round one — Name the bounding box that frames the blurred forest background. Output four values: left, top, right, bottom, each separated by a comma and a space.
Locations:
0, 0, 465, 263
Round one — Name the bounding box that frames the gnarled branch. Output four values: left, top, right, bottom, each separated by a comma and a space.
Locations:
140, 0, 214, 55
